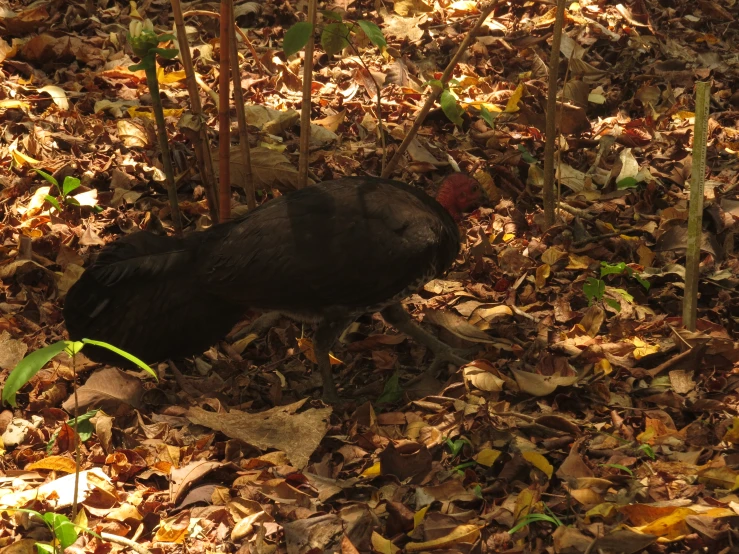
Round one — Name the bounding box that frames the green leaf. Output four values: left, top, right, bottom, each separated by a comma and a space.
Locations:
35, 544, 54, 554
509, 513, 561, 534
583, 277, 605, 304
61, 176, 81, 196
283, 22, 313, 57
601, 463, 634, 476
422, 79, 444, 91
157, 33, 177, 42
600, 261, 628, 277
604, 298, 621, 312
616, 176, 638, 189
64, 197, 81, 207
44, 195, 61, 212
43, 513, 78, 549
377, 372, 403, 404
128, 62, 147, 72
321, 22, 350, 56
634, 274, 650, 291
609, 287, 634, 303
440, 89, 464, 126
34, 168, 58, 187
2, 341, 68, 407
153, 47, 179, 59
480, 105, 498, 128
639, 443, 656, 460
357, 20, 387, 48
321, 10, 343, 21
81, 339, 158, 379
517, 144, 538, 164
64, 341, 85, 356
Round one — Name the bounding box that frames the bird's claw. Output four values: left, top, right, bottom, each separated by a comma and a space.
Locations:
427, 346, 472, 374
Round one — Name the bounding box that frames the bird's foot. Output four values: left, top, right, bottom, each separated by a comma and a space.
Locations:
321, 387, 341, 404
426, 344, 473, 375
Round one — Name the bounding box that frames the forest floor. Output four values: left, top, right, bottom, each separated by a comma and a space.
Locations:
2, 0, 739, 553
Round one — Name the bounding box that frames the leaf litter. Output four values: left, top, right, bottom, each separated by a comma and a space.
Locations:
1, 0, 739, 552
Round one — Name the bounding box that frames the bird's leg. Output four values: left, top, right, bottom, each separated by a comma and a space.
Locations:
381, 304, 470, 370
313, 318, 353, 403
231, 311, 283, 340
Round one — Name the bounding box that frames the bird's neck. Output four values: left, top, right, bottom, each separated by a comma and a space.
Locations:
435, 184, 462, 221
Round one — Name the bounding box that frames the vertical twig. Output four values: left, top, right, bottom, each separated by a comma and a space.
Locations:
381, 1, 497, 179
218, 0, 233, 220
230, 20, 256, 209
682, 81, 710, 331
172, 0, 219, 223
71, 352, 80, 519
349, 41, 386, 174
298, 0, 317, 188
542, 0, 566, 229
146, 64, 184, 235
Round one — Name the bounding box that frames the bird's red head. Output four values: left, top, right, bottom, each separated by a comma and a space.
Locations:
435, 174, 484, 221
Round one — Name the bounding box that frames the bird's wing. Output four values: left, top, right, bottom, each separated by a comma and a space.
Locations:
206, 179, 459, 312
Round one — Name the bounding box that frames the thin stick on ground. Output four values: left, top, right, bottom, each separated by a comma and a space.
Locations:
172, 0, 219, 223
230, 20, 256, 209
380, 0, 498, 179
542, 0, 567, 228
218, 0, 233, 220
298, 0, 317, 188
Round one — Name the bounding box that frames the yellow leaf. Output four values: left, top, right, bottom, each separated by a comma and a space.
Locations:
361, 461, 381, 477
594, 358, 612, 375
585, 502, 618, 521
535, 263, 550, 288
522, 451, 553, 478
541, 247, 567, 265
27, 456, 77, 474
161, 70, 187, 84
636, 507, 695, 540
0, 99, 31, 111
474, 448, 501, 467
636, 426, 656, 443
11, 149, 40, 167
405, 525, 480, 551
393, 0, 433, 16
672, 111, 695, 121
723, 418, 739, 444
371, 532, 400, 554
503, 233, 515, 242
514, 488, 536, 522
505, 83, 525, 113
567, 254, 595, 270
413, 505, 429, 530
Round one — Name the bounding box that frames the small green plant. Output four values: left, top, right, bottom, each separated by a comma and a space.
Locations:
509, 505, 563, 534
18, 509, 79, 554
376, 372, 403, 405
127, 18, 178, 71
126, 16, 183, 233
444, 436, 472, 459
600, 463, 634, 477
17, 507, 104, 554
2, 339, 155, 408
584, 261, 650, 312
36, 170, 82, 212
638, 443, 656, 460
283, 12, 386, 58
47, 410, 98, 454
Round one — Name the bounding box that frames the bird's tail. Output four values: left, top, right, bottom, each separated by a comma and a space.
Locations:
63, 231, 245, 365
